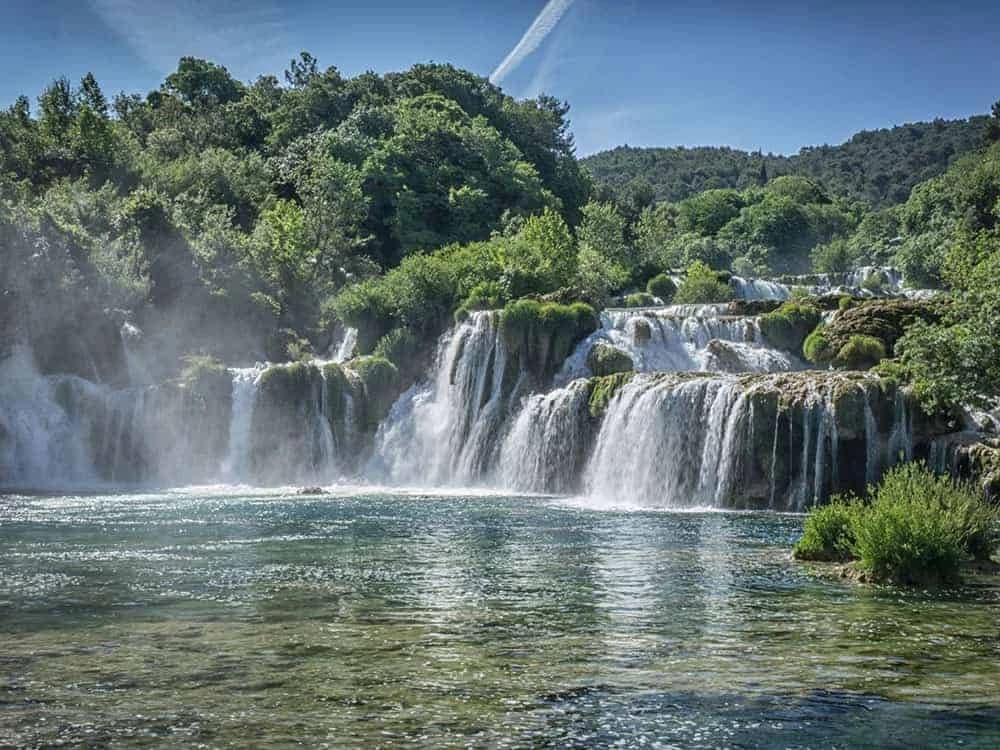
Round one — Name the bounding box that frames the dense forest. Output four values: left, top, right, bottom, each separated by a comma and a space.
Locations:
583, 116, 989, 207
1, 55, 999, 413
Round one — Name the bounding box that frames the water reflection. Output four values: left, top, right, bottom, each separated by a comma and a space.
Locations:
0, 491, 998, 748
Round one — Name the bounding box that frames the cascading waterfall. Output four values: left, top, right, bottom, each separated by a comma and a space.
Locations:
371, 311, 522, 486
731, 277, 791, 301
496, 380, 592, 493
558, 308, 800, 380
223, 366, 264, 481
1, 286, 940, 503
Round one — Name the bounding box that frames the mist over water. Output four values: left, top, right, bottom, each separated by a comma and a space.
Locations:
0, 273, 928, 509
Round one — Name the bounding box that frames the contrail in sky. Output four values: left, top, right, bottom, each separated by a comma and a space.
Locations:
490, 0, 575, 85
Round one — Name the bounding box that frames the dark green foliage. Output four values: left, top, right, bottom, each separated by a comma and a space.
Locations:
673, 261, 734, 304
454, 281, 503, 322
834, 335, 887, 370
1, 57, 589, 372
645, 273, 676, 302
583, 116, 988, 207
623, 292, 656, 308
178, 354, 230, 398
500, 300, 598, 382
759, 302, 821, 352
586, 372, 635, 418
793, 501, 859, 562
586, 343, 634, 377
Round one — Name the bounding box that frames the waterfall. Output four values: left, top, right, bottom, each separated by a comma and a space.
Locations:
496, 380, 591, 493
333, 327, 358, 363
0, 347, 96, 487
371, 311, 522, 486
579, 373, 907, 511
222, 366, 264, 481
558, 308, 800, 381
730, 277, 791, 301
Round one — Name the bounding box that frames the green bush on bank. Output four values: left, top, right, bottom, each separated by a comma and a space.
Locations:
793, 463, 999, 586
793, 501, 860, 562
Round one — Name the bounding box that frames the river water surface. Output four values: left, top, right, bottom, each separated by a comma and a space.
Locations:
1, 488, 999, 748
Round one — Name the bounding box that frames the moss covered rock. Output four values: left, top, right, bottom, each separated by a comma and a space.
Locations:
810, 299, 942, 368
350, 356, 402, 430
759, 302, 821, 353
587, 343, 634, 377
500, 300, 599, 383
586, 372, 635, 418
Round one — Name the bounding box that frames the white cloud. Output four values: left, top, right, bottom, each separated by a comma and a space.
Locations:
88, 0, 290, 76
490, 0, 576, 85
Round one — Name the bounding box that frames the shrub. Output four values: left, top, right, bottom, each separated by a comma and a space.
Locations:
803, 325, 832, 364
759, 302, 821, 352
587, 343, 634, 377
646, 273, 677, 302
838, 295, 855, 311
793, 500, 860, 562
673, 260, 734, 304
624, 292, 656, 308
852, 463, 998, 585
834, 334, 887, 370
454, 281, 503, 322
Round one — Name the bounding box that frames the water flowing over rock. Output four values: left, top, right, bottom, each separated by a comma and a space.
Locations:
370, 311, 523, 486
0, 293, 959, 504
582, 372, 924, 510
558, 308, 801, 380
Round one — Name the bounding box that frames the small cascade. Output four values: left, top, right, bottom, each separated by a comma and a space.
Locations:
496, 380, 592, 493
371, 311, 522, 486
731, 277, 791, 301
558, 308, 800, 381
0, 347, 97, 487
222, 366, 264, 481
332, 327, 358, 363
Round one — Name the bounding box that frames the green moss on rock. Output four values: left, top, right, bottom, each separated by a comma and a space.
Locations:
500, 300, 599, 383
759, 302, 821, 352
587, 372, 635, 418
351, 356, 402, 430
587, 343, 634, 377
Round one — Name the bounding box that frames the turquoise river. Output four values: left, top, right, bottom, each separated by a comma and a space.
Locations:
1, 488, 999, 748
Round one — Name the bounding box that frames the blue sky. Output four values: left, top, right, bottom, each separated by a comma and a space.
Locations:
2, 0, 998, 156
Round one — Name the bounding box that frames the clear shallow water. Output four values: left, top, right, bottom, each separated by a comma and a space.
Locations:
1, 489, 998, 748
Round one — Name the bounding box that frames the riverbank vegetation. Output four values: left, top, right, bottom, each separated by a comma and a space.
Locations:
794, 463, 999, 586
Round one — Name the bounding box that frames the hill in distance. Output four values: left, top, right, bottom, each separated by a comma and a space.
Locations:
582, 115, 989, 207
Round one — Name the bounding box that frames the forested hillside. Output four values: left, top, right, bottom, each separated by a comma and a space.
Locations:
583, 115, 989, 207
0, 55, 589, 369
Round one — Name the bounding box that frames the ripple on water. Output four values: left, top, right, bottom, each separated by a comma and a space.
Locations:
0, 489, 998, 748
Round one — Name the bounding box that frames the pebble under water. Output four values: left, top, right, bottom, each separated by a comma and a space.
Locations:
1, 488, 999, 748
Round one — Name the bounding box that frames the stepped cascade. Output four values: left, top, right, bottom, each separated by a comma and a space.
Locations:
0, 271, 954, 507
